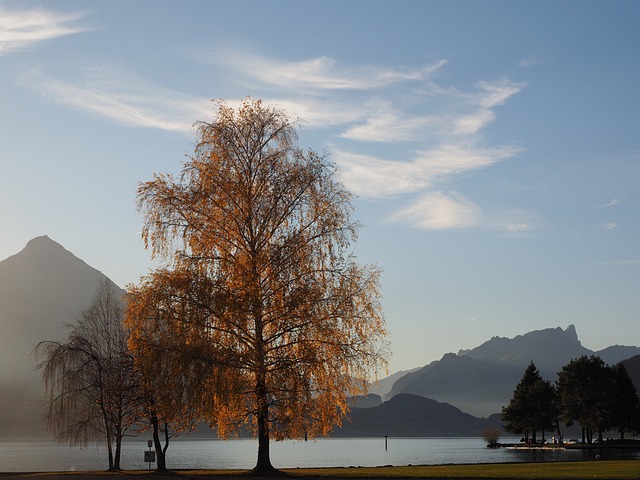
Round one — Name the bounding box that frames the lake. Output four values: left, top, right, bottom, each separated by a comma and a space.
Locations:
1, 437, 639, 472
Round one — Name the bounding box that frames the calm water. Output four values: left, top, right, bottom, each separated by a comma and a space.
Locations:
1, 437, 639, 472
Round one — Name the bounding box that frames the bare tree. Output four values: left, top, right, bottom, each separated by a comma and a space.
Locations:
35, 280, 141, 470
126, 98, 389, 474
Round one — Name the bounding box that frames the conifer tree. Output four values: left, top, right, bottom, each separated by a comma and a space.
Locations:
502, 361, 557, 443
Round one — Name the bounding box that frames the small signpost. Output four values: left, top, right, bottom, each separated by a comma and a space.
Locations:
145, 440, 156, 472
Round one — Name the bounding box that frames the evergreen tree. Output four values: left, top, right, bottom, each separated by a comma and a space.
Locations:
610, 363, 640, 439
502, 361, 557, 443
556, 355, 612, 444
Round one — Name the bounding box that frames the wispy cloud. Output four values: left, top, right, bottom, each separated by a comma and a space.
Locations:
519, 53, 547, 68
392, 194, 538, 234
0, 6, 86, 55
597, 198, 619, 208
204, 51, 447, 91
336, 144, 521, 200
600, 222, 618, 231
23, 68, 209, 133
21, 47, 528, 234
585, 259, 640, 267
340, 111, 438, 143
393, 191, 482, 230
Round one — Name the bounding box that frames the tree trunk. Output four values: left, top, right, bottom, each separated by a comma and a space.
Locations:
114, 433, 122, 470
151, 413, 167, 472
106, 433, 114, 471
253, 373, 275, 474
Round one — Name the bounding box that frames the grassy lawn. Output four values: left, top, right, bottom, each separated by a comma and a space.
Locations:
6, 461, 640, 479
282, 462, 640, 479
172, 461, 640, 479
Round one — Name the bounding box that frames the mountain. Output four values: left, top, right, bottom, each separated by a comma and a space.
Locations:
0, 236, 124, 438
387, 325, 640, 417
386, 353, 522, 417
368, 368, 419, 398
335, 393, 491, 437
458, 325, 591, 373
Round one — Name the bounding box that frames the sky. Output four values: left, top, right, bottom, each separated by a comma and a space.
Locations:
1, 0, 639, 374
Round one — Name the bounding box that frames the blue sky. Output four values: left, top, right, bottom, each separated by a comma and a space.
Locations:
1, 0, 639, 373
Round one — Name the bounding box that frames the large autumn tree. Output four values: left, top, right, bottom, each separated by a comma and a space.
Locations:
125, 98, 388, 473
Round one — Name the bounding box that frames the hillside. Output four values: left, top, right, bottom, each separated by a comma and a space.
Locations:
0, 236, 124, 438
335, 393, 490, 437
387, 325, 640, 417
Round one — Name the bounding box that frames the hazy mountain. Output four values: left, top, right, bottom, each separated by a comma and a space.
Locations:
0, 236, 124, 438
386, 353, 522, 417
348, 393, 383, 409
335, 393, 490, 437
367, 368, 419, 398
458, 325, 592, 373
597, 346, 640, 367
388, 325, 640, 417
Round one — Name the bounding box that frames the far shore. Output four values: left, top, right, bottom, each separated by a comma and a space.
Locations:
493, 438, 640, 450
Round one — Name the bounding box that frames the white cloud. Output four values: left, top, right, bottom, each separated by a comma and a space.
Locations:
18, 46, 528, 233
335, 144, 521, 199
597, 198, 619, 208
260, 97, 373, 128
585, 259, 640, 267
476, 79, 524, 109
393, 191, 482, 230
24, 68, 209, 133
205, 51, 447, 92
519, 53, 547, 68
453, 109, 496, 136
392, 194, 537, 234
339, 78, 524, 142
340, 112, 437, 142
0, 6, 86, 55
600, 223, 618, 231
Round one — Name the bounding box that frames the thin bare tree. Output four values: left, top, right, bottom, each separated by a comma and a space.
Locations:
35, 280, 141, 471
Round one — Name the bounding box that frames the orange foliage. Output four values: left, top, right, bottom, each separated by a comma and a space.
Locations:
125, 98, 388, 471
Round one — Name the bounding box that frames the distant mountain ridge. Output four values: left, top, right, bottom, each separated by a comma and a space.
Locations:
386, 325, 640, 417
336, 393, 490, 437
0, 236, 124, 438
458, 325, 590, 372
1, 237, 639, 438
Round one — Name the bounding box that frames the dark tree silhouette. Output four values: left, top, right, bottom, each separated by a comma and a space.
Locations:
556, 355, 613, 444
610, 363, 640, 439
35, 281, 141, 470
502, 361, 557, 443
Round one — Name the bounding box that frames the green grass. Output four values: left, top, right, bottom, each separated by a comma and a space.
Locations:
12, 462, 640, 479
281, 462, 640, 479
